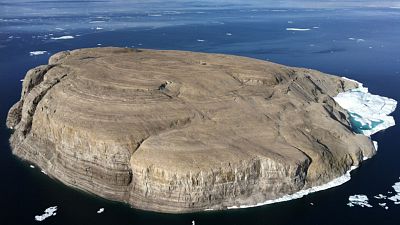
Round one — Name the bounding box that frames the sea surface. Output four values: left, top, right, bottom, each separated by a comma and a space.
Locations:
1, 1, 400, 225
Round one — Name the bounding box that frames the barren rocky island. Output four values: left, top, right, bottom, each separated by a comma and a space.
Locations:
7, 47, 376, 213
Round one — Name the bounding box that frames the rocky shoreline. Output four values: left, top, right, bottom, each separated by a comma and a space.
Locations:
7, 47, 377, 213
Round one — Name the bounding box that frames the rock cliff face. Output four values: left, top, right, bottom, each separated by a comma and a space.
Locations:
7, 47, 375, 213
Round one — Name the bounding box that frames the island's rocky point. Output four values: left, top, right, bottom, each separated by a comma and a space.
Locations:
6, 47, 393, 213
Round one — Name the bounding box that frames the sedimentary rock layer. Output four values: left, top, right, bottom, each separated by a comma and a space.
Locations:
7, 47, 375, 213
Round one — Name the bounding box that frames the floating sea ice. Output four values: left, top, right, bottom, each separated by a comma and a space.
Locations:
97, 208, 104, 213
96, 27, 103, 30
286, 28, 311, 31
197, 39, 205, 42
388, 182, 400, 204
41, 170, 47, 175
348, 195, 372, 207
29, 51, 47, 56
226, 32, 232, 36
373, 141, 378, 151
374, 194, 387, 199
313, 26, 319, 29
35, 206, 57, 221
333, 79, 397, 136
30, 165, 35, 168
50, 35, 74, 40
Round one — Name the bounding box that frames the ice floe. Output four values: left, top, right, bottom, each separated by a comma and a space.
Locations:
30, 165, 35, 168
197, 39, 205, 42
97, 208, 104, 213
388, 182, 400, 204
333, 78, 397, 136
347, 195, 372, 207
29, 51, 47, 56
373, 141, 378, 151
226, 166, 357, 209
35, 206, 57, 221
286, 28, 310, 31
374, 194, 387, 199
226, 32, 232, 36
95, 27, 103, 30
50, 35, 74, 40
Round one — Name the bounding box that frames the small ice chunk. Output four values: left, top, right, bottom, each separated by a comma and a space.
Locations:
95, 27, 103, 30
310, 202, 314, 205
334, 79, 397, 136
388, 182, 400, 203
197, 39, 205, 42
97, 208, 104, 213
288, 21, 293, 24
392, 182, 400, 192
348, 195, 372, 207
35, 206, 57, 221
41, 170, 47, 175
50, 35, 74, 40
55, 27, 64, 31
286, 28, 310, 31
29, 51, 47, 56
97, 44, 102, 46
313, 26, 319, 29
374, 194, 387, 199
373, 141, 378, 151
226, 32, 232, 36
357, 39, 365, 42
30, 165, 35, 168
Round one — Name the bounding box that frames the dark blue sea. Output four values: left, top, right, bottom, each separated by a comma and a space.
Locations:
1, 1, 400, 224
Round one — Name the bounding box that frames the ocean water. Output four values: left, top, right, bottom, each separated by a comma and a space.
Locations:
1, 1, 400, 224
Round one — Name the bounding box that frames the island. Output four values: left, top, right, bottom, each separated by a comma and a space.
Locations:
6, 47, 395, 213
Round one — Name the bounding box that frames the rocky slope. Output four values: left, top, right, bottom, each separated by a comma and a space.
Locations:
7, 47, 375, 213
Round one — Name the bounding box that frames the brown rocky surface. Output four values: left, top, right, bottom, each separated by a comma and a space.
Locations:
7, 47, 375, 213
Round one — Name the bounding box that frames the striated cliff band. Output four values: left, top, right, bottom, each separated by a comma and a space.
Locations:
7, 47, 376, 213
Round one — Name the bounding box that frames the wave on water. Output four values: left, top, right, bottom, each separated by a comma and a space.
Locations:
50, 35, 75, 40
286, 28, 311, 31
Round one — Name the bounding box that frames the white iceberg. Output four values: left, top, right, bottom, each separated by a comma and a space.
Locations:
29, 51, 47, 56
97, 208, 104, 213
35, 206, 57, 221
347, 195, 372, 207
334, 78, 397, 136
51, 35, 74, 40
